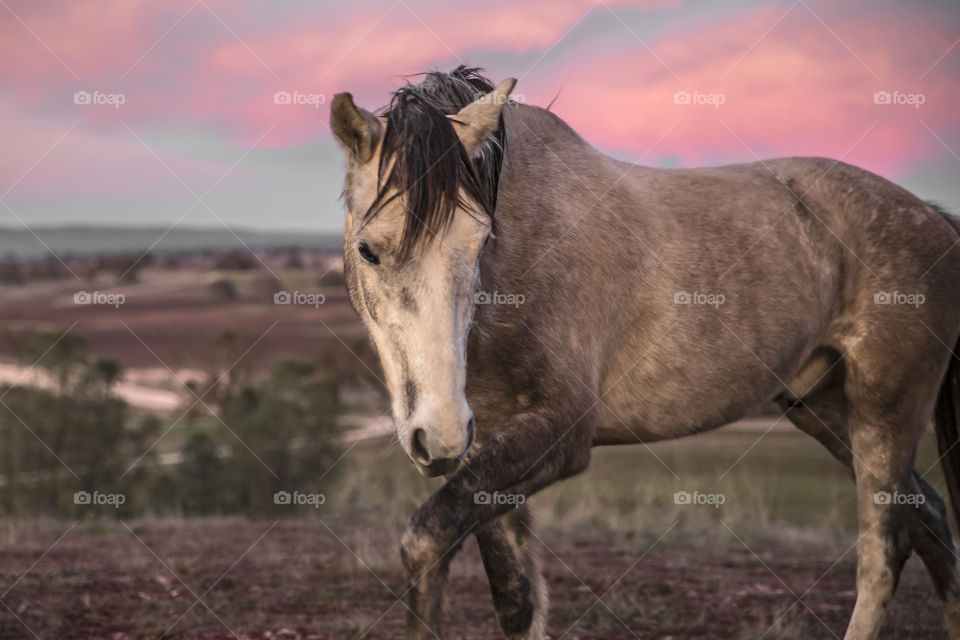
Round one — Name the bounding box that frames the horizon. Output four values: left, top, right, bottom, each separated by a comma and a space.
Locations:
0, 221, 338, 233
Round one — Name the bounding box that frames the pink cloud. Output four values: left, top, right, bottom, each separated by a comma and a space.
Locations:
0, 0, 678, 148
527, 6, 959, 177
0, 0, 956, 195
142, 0, 679, 146
0, 101, 232, 201
0, 0, 209, 81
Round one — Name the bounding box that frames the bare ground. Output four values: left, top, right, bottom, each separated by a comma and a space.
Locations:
0, 519, 948, 640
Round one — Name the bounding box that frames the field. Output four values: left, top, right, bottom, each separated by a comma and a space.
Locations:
0, 429, 951, 639
0, 265, 367, 372
0, 267, 954, 639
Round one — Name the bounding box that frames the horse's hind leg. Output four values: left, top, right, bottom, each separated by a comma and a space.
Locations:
777, 375, 853, 472
842, 410, 917, 640
778, 388, 912, 640
831, 327, 950, 640
784, 387, 960, 639
910, 472, 960, 638
476, 505, 548, 640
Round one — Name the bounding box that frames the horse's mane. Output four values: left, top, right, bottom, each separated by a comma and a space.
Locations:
365, 65, 506, 261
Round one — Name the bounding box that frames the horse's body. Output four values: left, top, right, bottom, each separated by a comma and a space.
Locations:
331, 67, 960, 640
471, 109, 957, 445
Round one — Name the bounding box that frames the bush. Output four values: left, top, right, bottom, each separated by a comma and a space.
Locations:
0, 330, 158, 517
0, 329, 345, 519
171, 357, 344, 516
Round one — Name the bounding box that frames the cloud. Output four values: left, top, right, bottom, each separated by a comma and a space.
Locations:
525, 4, 960, 177
0, 0, 677, 147
0, 99, 233, 202
0, 0, 957, 229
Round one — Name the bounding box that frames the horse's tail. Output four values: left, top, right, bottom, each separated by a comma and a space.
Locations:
933, 201, 960, 528
936, 336, 960, 528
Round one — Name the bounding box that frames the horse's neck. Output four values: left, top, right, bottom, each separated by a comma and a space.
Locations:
485, 107, 595, 283
499, 104, 614, 218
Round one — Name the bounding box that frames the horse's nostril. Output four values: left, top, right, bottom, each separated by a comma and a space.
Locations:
464, 417, 476, 454
411, 428, 431, 465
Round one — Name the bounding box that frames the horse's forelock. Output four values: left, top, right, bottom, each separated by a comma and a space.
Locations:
363, 66, 504, 261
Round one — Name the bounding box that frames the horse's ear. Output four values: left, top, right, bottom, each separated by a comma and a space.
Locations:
449, 78, 516, 157
330, 92, 382, 163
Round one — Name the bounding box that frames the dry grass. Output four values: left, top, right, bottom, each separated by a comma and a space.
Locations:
327, 426, 944, 547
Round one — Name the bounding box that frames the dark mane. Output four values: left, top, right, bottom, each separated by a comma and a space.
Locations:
365, 65, 506, 261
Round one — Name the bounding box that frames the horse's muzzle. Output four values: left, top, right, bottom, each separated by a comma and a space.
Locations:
409, 417, 475, 477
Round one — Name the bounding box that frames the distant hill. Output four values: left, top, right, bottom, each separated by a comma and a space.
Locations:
0, 225, 342, 259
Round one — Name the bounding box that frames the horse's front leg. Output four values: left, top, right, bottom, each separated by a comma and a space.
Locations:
401, 411, 592, 639
476, 505, 548, 640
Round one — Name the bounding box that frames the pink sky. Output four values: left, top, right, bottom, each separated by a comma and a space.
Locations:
0, 0, 958, 230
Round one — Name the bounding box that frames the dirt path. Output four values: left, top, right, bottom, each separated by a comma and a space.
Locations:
0, 520, 946, 639
0, 362, 184, 412
0, 362, 391, 443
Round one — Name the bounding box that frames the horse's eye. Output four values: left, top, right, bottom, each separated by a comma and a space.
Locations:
357, 242, 380, 265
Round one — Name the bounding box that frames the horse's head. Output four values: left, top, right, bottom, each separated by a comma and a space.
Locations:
331, 70, 515, 477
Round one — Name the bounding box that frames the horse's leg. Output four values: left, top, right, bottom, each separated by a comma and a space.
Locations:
839, 325, 946, 640
476, 505, 548, 640
777, 377, 853, 471
788, 389, 919, 640
784, 397, 912, 640
910, 472, 960, 638
401, 411, 592, 639
783, 387, 960, 639
840, 408, 917, 640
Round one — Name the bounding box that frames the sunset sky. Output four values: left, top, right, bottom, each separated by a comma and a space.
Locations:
1, 0, 958, 233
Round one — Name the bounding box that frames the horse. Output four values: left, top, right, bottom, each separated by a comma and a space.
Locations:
330, 65, 960, 640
